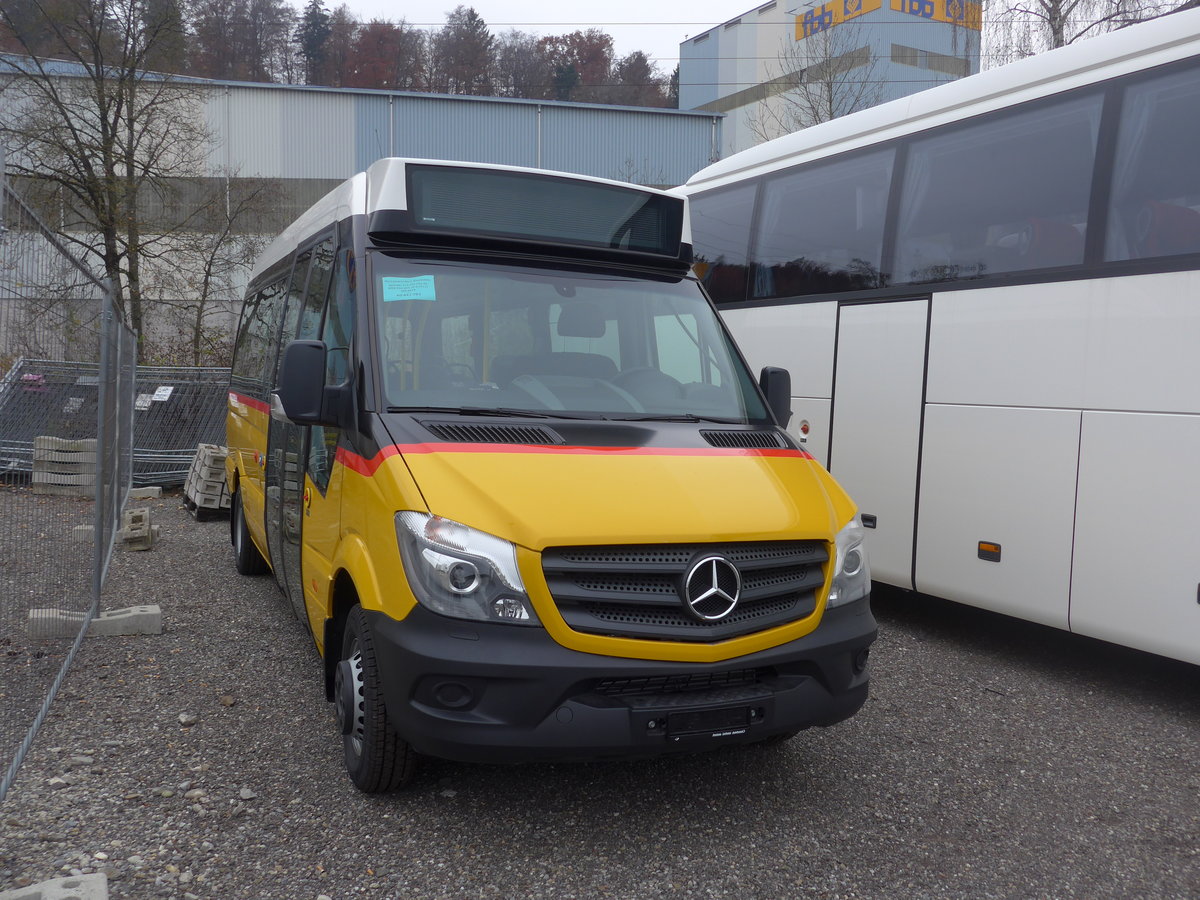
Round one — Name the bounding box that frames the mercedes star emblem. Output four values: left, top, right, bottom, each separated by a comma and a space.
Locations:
682, 556, 742, 622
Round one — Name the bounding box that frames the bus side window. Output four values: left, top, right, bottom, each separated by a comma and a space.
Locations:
894, 93, 1101, 283
299, 237, 335, 343
241, 279, 288, 396
1105, 65, 1200, 262
310, 245, 354, 493
690, 184, 755, 302
273, 248, 314, 385
231, 290, 263, 398
751, 150, 892, 298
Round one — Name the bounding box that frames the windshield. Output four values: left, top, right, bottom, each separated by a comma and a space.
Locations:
371, 256, 769, 423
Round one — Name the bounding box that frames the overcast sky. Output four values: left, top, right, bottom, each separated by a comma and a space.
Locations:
331, 1, 757, 71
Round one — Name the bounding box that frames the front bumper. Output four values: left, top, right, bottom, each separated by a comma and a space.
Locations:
366, 597, 876, 763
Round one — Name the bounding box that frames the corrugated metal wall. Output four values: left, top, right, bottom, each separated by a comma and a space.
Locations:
542, 106, 717, 185
203, 84, 720, 187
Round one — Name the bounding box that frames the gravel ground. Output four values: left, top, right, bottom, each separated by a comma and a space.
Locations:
1, 496, 1197, 899
1, 485, 97, 781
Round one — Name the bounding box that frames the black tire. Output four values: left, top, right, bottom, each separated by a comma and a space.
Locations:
337, 606, 416, 793
232, 491, 269, 576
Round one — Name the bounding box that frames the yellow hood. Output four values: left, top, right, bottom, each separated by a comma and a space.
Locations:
396, 443, 854, 550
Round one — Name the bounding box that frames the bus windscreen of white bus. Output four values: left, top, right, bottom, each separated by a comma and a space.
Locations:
372, 258, 768, 423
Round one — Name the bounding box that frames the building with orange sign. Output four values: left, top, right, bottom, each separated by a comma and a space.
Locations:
680, 0, 980, 155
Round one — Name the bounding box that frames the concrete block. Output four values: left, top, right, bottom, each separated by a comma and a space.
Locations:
27, 606, 162, 639
119, 523, 159, 550
121, 507, 150, 530
190, 460, 226, 482
72, 524, 94, 543
91, 605, 162, 636
128, 486, 162, 499
196, 442, 228, 462
118, 506, 157, 549
26, 609, 84, 639
0, 874, 107, 900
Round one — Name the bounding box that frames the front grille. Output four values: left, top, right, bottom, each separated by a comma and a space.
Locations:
542, 540, 828, 642
595, 668, 764, 697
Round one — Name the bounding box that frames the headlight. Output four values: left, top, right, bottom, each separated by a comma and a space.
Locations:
396, 512, 541, 626
827, 515, 870, 609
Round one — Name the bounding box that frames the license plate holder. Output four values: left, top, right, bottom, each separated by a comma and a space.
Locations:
667, 705, 751, 737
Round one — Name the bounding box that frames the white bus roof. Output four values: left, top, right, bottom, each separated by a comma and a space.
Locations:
683, 8, 1200, 193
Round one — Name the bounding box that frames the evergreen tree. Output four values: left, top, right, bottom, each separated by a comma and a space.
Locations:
141, 0, 188, 73
296, 0, 331, 85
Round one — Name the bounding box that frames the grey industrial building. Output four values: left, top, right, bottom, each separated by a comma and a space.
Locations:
196, 80, 724, 231
1, 58, 725, 235
1, 66, 724, 361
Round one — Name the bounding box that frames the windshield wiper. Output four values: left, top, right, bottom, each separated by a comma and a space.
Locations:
386, 405, 608, 421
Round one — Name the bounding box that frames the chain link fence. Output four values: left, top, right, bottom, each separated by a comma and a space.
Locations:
0, 164, 137, 803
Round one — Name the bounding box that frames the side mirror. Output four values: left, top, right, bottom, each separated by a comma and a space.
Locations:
759, 366, 792, 427
274, 340, 332, 426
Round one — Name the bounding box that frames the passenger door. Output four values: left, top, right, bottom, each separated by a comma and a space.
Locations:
827, 298, 928, 590
299, 244, 357, 642
269, 235, 336, 627
265, 247, 311, 602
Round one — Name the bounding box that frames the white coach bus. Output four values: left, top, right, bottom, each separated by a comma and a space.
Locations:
679, 8, 1200, 665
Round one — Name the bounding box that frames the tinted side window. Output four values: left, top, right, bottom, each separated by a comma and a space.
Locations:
894, 94, 1102, 284
232, 279, 287, 397
751, 149, 893, 298
309, 250, 354, 492
690, 184, 756, 302
231, 291, 261, 385
299, 236, 335, 341
298, 236, 336, 493
271, 247, 313, 385
323, 249, 356, 388
1105, 65, 1200, 261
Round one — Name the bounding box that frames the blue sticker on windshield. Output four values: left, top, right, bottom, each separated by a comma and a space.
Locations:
381, 275, 436, 302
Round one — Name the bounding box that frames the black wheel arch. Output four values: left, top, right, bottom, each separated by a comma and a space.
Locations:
323, 570, 360, 700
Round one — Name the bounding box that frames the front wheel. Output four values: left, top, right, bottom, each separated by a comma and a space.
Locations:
232, 491, 269, 576
335, 606, 416, 793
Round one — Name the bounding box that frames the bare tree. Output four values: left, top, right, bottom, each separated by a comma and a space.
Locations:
746, 23, 884, 143
140, 178, 277, 365
538, 29, 614, 103
492, 29, 553, 99
0, 0, 254, 348
184, 0, 295, 82
348, 18, 424, 90
241, 0, 298, 82
985, 0, 1186, 63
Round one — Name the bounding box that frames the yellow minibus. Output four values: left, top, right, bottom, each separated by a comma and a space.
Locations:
226, 158, 875, 792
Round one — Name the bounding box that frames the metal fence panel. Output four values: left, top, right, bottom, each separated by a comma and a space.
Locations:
0, 360, 229, 488
0, 174, 135, 803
